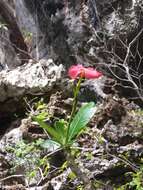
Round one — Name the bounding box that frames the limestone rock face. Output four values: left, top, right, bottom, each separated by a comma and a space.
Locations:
0, 59, 63, 102
15, 0, 36, 34
96, 0, 140, 34
0, 2, 142, 189
0, 27, 21, 70
18, 0, 143, 101
19, 0, 143, 64
0, 0, 142, 117
0, 0, 142, 118
0, 59, 64, 119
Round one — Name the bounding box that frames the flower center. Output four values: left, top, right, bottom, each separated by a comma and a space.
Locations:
79, 69, 85, 78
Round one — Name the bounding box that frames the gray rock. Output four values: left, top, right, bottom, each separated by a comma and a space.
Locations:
15, 0, 37, 35
18, 0, 142, 64
79, 77, 107, 102
97, 0, 139, 35
0, 59, 64, 102
12, 0, 143, 102
0, 27, 21, 70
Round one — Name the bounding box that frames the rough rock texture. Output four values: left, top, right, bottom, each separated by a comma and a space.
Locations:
76, 98, 143, 187
0, 0, 142, 119
18, 0, 143, 103
19, 0, 143, 64
0, 1, 143, 189
0, 0, 30, 64
15, 0, 36, 34
0, 59, 64, 120
0, 59, 63, 102
0, 27, 21, 70
15, 0, 38, 59
20, 0, 97, 66
97, 0, 139, 35
0, 96, 142, 189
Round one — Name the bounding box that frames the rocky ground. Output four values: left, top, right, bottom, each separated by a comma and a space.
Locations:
0, 73, 142, 190
0, 0, 143, 189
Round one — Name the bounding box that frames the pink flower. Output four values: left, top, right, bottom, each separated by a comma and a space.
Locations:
68, 65, 103, 79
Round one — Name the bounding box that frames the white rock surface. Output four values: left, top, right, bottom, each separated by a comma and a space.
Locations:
0, 59, 64, 102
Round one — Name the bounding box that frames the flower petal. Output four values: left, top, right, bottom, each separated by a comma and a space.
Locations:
68, 65, 103, 79
84, 68, 102, 79
68, 65, 84, 79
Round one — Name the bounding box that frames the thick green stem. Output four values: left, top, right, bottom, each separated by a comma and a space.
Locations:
65, 77, 95, 189
66, 77, 83, 144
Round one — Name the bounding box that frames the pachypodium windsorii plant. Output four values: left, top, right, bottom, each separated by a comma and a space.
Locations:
32, 64, 102, 189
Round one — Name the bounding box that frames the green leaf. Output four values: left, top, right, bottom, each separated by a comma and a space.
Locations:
41, 139, 61, 151
68, 171, 76, 180
68, 102, 96, 142
32, 114, 68, 146
54, 119, 67, 145
60, 161, 68, 172
32, 115, 62, 144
